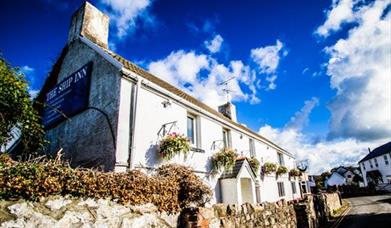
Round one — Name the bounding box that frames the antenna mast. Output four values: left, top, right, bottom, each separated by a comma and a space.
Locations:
219, 77, 235, 103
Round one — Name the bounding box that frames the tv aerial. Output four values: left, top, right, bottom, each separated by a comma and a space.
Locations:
218, 76, 236, 103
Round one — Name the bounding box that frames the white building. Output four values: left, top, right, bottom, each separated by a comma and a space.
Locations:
37, 2, 301, 205
359, 141, 391, 187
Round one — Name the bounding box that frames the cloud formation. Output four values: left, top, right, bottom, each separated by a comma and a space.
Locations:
100, 0, 152, 38
251, 40, 287, 90
315, 0, 356, 37
147, 36, 288, 108
148, 49, 258, 108
318, 0, 391, 140
258, 97, 386, 174
204, 34, 224, 53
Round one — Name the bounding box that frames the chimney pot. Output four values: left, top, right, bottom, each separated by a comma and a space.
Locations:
218, 102, 237, 122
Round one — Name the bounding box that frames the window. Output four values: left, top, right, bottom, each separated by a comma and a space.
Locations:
291, 181, 297, 194
369, 160, 373, 168
362, 163, 366, 170
384, 155, 389, 165
249, 138, 255, 157
222, 128, 231, 148
277, 153, 285, 166
277, 182, 285, 197
374, 158, 378, 167
187, 114, 198, 147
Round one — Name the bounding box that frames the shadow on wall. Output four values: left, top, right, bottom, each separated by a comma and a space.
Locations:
145, 144, 159, 167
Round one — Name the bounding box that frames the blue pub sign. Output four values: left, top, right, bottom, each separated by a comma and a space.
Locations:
43, 62, 92, 128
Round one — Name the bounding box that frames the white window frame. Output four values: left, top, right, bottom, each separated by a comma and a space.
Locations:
277, 153, 285, 166
291, 181, 297, 194
222, 128, 231, 148
277, 182, 285, 197
249, 138, 255, 157
187, 113, 200, 148
384, 155, 389, 165
374, 158, 379, 167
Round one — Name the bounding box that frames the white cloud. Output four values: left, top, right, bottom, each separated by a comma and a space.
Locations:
251, 40, 285, 74
250, 40, 287, 90
20, 65, 34, 74
204, 34, 224, 53
100, 0, 152, 38
258, 97, 386, 174
148, 49, 260, 108
285, 97, 319, 131
323, 0, 391, 140
315, 0, 357, 37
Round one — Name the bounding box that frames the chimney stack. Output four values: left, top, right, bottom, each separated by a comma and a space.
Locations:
68, 2, 109, 48
218, 102, 237, 122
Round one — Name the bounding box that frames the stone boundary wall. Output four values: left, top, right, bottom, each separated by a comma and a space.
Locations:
0, 193, 341, 228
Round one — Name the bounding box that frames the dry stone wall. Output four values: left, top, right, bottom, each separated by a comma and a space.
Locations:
0, 193, 341, 228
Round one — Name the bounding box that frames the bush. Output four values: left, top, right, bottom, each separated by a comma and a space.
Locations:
262, 162, 278, 175
156, 164, 212, 208
212, 148, 238, 172
0, 154, 211, 212
247, 157, 260, 173
276, 166, 288, 177
159, 133, 190, 160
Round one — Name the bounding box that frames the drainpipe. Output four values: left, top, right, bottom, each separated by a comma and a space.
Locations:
128, 78, 141, 170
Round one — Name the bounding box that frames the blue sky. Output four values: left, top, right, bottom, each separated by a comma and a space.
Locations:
1, 0, 390, 173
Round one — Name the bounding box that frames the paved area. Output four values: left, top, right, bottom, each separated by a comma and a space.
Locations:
337, 194, 391, 228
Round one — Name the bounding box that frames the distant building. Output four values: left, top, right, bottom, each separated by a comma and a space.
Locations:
358, 141, 391, 187
326, 166, 363, 187
35, 2, 302, 205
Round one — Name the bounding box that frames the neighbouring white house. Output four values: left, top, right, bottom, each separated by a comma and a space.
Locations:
33, 2, 302, 205
326, 166, 362, 187
359, 141, 391, 188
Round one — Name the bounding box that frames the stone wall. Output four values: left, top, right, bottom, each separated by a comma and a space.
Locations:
0, 193, 341, 228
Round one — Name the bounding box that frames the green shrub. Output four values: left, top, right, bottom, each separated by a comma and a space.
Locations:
262, 162, 278, 175
0, 58, 45, 159
0, 154, 211, 212
212, 148, 238, 172
247, 157, 260, 173
159, 133, 190, 160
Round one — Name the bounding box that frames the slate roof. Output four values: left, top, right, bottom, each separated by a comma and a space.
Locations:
220, 158, 257, 180
359, 141, 391, 163
101, 48, 292, 156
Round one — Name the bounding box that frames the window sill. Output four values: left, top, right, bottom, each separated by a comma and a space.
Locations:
191, 147, 205, 153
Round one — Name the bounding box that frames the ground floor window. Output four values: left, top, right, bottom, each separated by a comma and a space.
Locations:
277, 182, 285, 197
291, 181, 297, 194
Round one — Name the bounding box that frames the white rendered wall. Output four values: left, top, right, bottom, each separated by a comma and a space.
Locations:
126, 79, 299, 203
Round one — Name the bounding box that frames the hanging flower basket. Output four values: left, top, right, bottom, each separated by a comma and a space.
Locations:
262, 162, 278, 175
289, 169, 301, 178
276, 165, 288, 177
212, 148, 238, 172
247, 157, 260, 173
158, 132, 190, 160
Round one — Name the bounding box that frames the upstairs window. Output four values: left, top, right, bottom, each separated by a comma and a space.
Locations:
362, 162, 366, 170
249, 138, 255, 157
277, 153, 285, 166
369, 159, 373, 168
291, 181, 297, 194
374, 158, 379, 167
222, 128, 231, 148
187, 114, 199, 147
277, 182, 285, 197
384, 155, 389, 165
